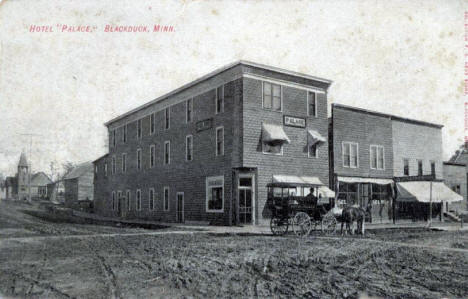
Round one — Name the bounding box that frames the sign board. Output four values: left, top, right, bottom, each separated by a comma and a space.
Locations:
284, 115, 306, 128
196, 118, 213, 132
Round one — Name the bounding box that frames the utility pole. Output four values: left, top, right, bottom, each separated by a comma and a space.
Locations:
20, 133, 41, 203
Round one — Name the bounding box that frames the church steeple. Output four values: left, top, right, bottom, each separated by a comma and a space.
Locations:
17, 152, 29, 200
18, 152, 28, 168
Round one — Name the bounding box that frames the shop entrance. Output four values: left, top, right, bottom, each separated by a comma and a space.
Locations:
238, 175, 254, 224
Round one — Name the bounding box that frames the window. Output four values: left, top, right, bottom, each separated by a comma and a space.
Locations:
308, 91, 317, 117
104, 163, 108, 176
112, 130, 116, 147
164, 107, 170, 130
112, 191, 115, 210
370, 145, 385, 170
216, 126, 224, 156
137, 149, 141, 170
186, 98, 193, 123
186, 135, 193, 161
122, 125, 127, 143
263, 82, 281, 111
403, 159, 409, 176
454, 185, 461, 194
95, 165, 98, 174
216, 86, 224, 114
150, 113, 155, 135
136, 189, 141, 211
112, 156, 116, 174
164, 141, 170, 165
337, 183, 358, 206
122, 153, 126, 173
206, 176, 224, 212
431, 161, 436, 176
418, 160, 423, 176
164, 187, 169, 211
308, 143, 318, 158
137, 119, 142, 139
150, 145, 155, 168
126, 190, 131, 211
149, 188, 155, 210
342, 142, 358, 168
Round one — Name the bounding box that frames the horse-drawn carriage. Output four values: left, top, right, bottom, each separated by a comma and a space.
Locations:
267, 177, 343, 236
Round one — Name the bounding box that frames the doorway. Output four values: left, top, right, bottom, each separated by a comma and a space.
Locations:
238, 175, 255, 224
176, 192, 184, 223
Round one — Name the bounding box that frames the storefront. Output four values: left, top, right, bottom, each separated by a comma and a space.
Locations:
335, 176, 394, 223
395, 181, 463, 221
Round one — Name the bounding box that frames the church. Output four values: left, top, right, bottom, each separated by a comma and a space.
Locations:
5, 153, 52, 200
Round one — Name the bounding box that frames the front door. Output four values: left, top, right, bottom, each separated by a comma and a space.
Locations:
238, 176, 254, 224
176, 192, 184, 223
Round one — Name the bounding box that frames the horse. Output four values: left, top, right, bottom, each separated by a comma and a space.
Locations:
340, 205, 366, 235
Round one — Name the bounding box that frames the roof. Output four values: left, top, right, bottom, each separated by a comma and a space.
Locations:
105, 60, 333, 127
64, 162, 94, 180
30, 172, 52, 186
18, 152, 28, 167
332, 104, 444, 129
92, 153, 109, 163
443, 161, 466, 167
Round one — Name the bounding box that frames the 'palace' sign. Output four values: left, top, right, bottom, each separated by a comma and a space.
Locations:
284, 115, 306, 128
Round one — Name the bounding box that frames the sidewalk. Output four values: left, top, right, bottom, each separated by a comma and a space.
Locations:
71, 209, 468, 234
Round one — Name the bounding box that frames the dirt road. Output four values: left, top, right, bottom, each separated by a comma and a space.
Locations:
0, 200, 467, 298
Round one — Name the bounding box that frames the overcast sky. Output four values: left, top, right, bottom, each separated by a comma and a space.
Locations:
0, 0, 465, 178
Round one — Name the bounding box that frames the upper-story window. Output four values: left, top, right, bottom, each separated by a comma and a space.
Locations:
418, 160, 423, 176
186, 98, 193, 123
112, 130, 116, 147
137, 119, 142, 139
164, 141, 170, 165
104, 163, 108, 177
370, 145, 384, 170
431, 161, 436, 176
308, 143, 318, 158
164, 107, 170, 130
122, 153, 127, 173
308, 91, 317, 117
263, 82, 281, 111
216, 127, 224, 156
137, 149, 142, 170
150, 113, 155, 134
122, 125, 127, 143
186, 135, 193, 161
111, 156, 116, 174
403, 159, 409, 176
342, 142, 358, 168
150, 145, 155, 168
216, 86, 224, 114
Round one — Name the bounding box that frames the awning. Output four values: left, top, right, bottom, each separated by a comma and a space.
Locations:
270, 175, 324, 187
338, 176, 393, 185
396, 181, 463, 203
262, 123, 291, 144
318, 186, 335, 198
308, 129, 326, 145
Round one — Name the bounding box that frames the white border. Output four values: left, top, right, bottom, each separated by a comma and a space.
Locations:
206, 175, 224, 213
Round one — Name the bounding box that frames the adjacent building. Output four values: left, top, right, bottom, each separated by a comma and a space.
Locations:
443, 161, 467, 214
330, 104, 460, 222
64, 162, 94, 209
94, 61, 333, 225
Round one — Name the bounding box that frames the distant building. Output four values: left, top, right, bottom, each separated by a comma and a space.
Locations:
443, 162, 467, 213
30, 172, 52, 199
64, 162, 94, 209
5, 177, 15, 199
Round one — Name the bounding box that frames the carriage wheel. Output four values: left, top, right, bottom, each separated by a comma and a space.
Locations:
270, 216, 289, 236
321, 213, 337, 234
292, 212, 313, 237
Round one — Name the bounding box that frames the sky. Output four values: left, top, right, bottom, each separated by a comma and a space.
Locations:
0, 0, 465, 178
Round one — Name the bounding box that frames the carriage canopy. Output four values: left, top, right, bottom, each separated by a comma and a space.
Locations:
267, 175, 335, 198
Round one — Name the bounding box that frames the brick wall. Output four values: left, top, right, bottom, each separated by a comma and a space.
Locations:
392, 120, 443, 179
332, 106, 394, 179
242, 77, 330, 224
95, 79, 242, 224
